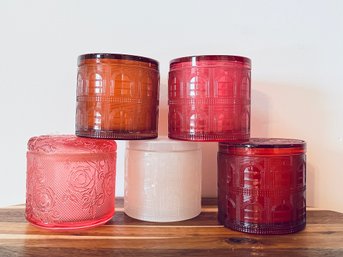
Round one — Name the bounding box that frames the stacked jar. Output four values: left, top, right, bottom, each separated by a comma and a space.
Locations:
168, 55, 251, 142
76, 53, 160, 140
167, 55, 306, 235
25, 53, 162, 229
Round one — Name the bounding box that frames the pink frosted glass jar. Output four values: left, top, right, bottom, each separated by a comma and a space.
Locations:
168, 55, 251, 142
25, 135, 117, 230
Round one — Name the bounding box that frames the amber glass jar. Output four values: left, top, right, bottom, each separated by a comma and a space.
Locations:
76, 53, 159, 139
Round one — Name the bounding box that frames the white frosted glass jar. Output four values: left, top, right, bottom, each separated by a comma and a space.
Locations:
124, 138, 202, 222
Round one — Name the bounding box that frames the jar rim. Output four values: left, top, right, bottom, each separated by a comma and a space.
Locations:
78, 53, 159, 67
219, 138, 306, 149
219, 138, 306, 156
170, 55, 251, 66
127, 137, 200, 152
27, 135, 117, 154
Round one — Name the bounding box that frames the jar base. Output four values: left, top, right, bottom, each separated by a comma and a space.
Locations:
224, 220, 306, 235
26, 210, 115, 231
124, 209, 201, 222
169, 132, 249, 142
76, 129, 158, 140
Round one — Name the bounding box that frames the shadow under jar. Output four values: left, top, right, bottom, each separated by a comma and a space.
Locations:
168, 55, 251, 142
25, 135, 117, 230
76, 53, 160, 140
217, 138, 306, 234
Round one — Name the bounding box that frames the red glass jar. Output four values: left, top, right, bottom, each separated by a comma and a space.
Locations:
217, 138, 306, 234
76, 53, 159, 139
26, 135, 117, 230
168, 55, 251, 142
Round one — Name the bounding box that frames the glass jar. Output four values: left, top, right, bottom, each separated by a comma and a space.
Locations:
217, 138, 306, 234
25, 135, 117, 230
168, 55, 251, 142
124, 138, 202, 222
76, 53, 159, 139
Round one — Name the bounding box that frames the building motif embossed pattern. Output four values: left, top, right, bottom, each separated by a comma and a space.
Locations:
217, 138, 306, 234
168, 56, 251, 141
76, 54, 159, 139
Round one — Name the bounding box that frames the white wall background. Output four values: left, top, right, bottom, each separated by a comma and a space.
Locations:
0, 0, 342, 212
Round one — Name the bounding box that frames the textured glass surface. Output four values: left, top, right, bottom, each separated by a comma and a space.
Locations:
76, 53, 160, 140
168, 55, 251, 142
25, 135, 117, 230
217, 138, 306, 234
124, 138, 202, 222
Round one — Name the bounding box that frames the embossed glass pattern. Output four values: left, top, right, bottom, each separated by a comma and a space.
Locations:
25, 135, 117, 230
76, 53, 159, 139
124, 138, 202, 222
168, 55, 251, 142
217, 138, 306, 234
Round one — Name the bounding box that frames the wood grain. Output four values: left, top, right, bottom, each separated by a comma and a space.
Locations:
0, 198, 342, 257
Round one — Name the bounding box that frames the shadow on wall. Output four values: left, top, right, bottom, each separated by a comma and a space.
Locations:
306, 163, 315, 207
252, 81, 332, 209
158, 107, 168, 136
201, 142, 218, 197
158, 80, 168, 136
251, 89, 270, 137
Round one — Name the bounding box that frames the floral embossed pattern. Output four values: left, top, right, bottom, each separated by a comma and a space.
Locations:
26, 157, 60, 224
28, 135, 116, 154
26, 135, 116, 230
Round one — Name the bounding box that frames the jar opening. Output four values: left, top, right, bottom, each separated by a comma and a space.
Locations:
170, 55, 251, 67
78, 53, 159, 67
219, 138, 306, 155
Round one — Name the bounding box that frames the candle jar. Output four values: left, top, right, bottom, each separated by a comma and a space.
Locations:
168, 55, 251, 142
124, 138, 202, 222
25, 135, 117, 230
217, 138, 306, 234
76, 53, 159, 140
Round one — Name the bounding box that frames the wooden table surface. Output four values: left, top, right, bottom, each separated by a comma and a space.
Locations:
0, 198, 342, 257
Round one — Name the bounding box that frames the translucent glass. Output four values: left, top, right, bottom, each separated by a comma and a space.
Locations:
217, 138, 306, 234
25, 135, 117, 230
168, 55, 251, 142
124, 138, 202, 222
76, 53, 160, 140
